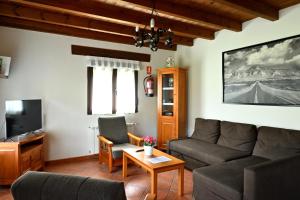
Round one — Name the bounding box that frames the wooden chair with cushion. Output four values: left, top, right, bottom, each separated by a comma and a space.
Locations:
97, 116, 144, 172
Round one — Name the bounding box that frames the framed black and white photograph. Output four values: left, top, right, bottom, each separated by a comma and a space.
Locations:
223, 34, 300, 106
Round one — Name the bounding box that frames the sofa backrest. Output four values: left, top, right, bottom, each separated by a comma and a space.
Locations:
253, 126, 300, 160
11, 171, 127, 200
191, 118, 220, 143
217, 121, 257, 153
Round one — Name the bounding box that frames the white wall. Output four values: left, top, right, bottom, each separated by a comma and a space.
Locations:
0, 27, 174, 160
175, 4, 300, 136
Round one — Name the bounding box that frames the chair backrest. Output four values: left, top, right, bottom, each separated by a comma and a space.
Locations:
98, 116, 129, 144
11, 171, 127, 200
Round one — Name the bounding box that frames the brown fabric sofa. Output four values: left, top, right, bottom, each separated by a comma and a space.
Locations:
11, 171, 156, 200
168, 118, 300, 200
11, 171, 127, 200
168, 119, 257, 169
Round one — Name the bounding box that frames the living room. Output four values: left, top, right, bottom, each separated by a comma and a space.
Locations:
0, 0, 300, 200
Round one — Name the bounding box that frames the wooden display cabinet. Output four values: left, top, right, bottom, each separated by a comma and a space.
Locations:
157, 67, 187, 150
0, 133, 46, 185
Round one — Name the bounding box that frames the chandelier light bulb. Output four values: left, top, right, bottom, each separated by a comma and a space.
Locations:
135, 26, 139, 32
150, 18, 155, 28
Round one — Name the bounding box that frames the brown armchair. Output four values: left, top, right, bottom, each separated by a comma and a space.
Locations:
97, 116, 143, 172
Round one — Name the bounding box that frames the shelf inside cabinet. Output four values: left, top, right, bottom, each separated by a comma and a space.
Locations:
162, 87, 174, 90
163, 103, 174, 105
21, 144, 42, 154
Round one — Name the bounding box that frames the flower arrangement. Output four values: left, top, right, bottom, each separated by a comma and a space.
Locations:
143, 136, 156, 147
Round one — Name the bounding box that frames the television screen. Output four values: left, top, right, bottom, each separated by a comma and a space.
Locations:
5, 99, 42, 138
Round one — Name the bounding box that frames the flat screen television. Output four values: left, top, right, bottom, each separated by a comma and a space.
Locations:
5, 99, 42, 138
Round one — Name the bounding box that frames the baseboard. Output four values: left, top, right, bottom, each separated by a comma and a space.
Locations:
45, 154, 98, 166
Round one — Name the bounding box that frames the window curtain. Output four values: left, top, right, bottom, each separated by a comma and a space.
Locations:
116, 68, 136, 114
92, 67, 113, 114
86, 56, 141, 70
87, 57, 140, 115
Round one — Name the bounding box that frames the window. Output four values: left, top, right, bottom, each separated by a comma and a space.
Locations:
87, 67, 138, 115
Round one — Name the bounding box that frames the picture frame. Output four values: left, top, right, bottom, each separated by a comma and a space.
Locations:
222, 34, 300, 106
0, 57, 2, 73
0, 56, 11, 78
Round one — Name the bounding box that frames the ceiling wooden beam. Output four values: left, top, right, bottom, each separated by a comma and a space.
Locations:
121, 0, 242, 31
0, 16, 177, 51
72, 45, 151, 62
0, 2, 194, 46
11, 0, 216, 38
210, 0, 279, 21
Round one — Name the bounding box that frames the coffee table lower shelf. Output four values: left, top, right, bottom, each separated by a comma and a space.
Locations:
122, 148, 185, 198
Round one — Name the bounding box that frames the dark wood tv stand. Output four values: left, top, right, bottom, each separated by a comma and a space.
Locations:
0, 133, 46, 185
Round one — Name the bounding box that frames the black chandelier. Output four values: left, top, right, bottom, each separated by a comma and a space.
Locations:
134, 1, 173, 51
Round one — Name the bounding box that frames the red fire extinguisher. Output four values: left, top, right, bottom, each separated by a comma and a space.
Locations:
144, 66, 154, 97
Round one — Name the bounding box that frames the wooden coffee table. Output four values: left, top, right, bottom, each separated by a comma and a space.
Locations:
122, 148, 185, 197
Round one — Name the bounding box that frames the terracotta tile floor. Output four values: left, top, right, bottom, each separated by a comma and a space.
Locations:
0, 158, 193, 200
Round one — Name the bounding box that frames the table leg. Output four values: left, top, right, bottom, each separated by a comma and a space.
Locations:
122, 153, 127, 178
150, 171, 157, 196
178, 166, 184, 196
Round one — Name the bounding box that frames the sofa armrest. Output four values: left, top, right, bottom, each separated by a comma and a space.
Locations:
167, 137, 187, 154
169, 137, 188, 142
244, 154, 300, 200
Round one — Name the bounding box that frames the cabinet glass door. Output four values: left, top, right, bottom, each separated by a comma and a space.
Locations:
162, 74, 174, 116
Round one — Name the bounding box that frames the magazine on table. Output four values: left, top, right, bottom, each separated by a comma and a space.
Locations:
148, 156, 171, 164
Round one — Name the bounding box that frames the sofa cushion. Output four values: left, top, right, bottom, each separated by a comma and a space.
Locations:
169, 139, 250, 165
217, 121, 257, 153
78, 175, 126, 200
191, 118, 220, 143
170, 151, 209, 170
253, 126, 300, 160
193, 156, 269, 200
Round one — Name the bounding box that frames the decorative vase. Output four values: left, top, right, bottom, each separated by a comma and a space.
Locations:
166, 56, 175, 68
144, 145, 153, 156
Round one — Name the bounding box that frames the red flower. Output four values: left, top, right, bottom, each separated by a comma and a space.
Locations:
143, 136, 156, 146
